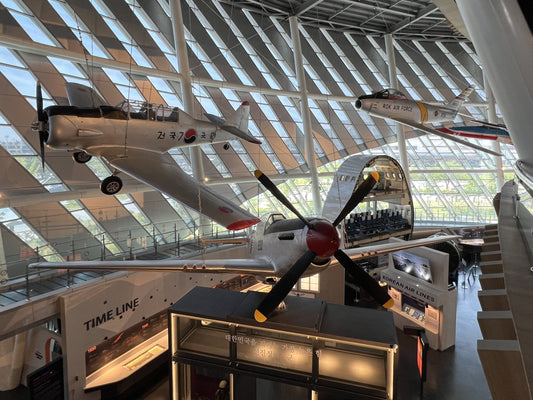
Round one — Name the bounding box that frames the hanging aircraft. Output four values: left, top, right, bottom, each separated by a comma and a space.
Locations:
30, 169, 458, 323
355, 85, 502, 156
32, 82, 261, 230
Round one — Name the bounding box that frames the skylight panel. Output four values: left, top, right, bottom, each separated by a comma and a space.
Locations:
247, 120, 268, 146
0, 211, 62, 262
282, 101, 303, 123
89, 0, 152, 68
435, 42, 481, 89
203, 145, 232, 178
48, 0, 109, 59
307, 99, 344, 151
346, 34, 388, 87
0, 121, 33, 156
0, 110, 70, 193
459, 42, 483, 68
0, 47, 25, 68
203, 64, 224, 81
0, 208, 19, 222
1, 0, 57, 46
358, 113, 384, 140
48, 57, 88, 81
244, 12, 298, 89
102, 68, 144, 101
169, 151, 193, 175
124, 0, 176, 68
192, 91, 219, 116
412, 41, 459, 97
221, 88, 240, 103
394, 42, 445, 102
68, 207, 121, 254
230, 141, 258, 171
0, 66, 37, 98
322, 31, 374, 94
147, 77, 181, 107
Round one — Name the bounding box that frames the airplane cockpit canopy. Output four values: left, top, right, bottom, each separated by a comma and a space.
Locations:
116, 100, 179, 122
371, 88, 408, 100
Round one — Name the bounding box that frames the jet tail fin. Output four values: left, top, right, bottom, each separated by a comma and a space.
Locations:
221, 102, 261, 144
445, 85, 474, 112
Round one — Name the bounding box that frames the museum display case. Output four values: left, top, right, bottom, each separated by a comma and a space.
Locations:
169, 286, 399, 399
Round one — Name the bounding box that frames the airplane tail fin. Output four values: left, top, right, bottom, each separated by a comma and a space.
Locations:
65, 82, 107, 107
221, 102, 261, 144
445, 85, 474, 112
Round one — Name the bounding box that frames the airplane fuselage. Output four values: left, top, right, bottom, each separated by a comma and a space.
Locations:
249, 213, 334, 277
356, 98, 457, 124
44, 105, 239, 155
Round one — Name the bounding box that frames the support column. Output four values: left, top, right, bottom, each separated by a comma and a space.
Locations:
484, 74, 505, 190
289, 16, 321, 215
170, 0, 208, 235
385, 34, 410, 185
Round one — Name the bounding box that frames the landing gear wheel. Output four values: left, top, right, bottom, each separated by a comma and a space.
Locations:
101, 176, 123, 195
72, 151, 92, 164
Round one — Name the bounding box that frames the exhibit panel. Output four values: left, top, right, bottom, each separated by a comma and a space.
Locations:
381, 239, 458, 351
169, 287, 399, 400
57, 270, 231, 399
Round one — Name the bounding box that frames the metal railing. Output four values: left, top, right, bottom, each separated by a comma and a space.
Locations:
0, 222, 248, 302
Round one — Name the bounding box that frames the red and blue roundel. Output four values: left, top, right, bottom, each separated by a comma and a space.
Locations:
184, 129, 197, 144
219, 206, 233, 214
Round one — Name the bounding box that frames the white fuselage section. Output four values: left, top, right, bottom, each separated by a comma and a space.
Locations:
357, 98, 457, 124
45, 109, 238, 155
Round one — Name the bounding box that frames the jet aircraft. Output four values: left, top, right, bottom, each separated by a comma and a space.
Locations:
32, 83, 261, 230
31, 169, 457, 323
355, 86, 502, 156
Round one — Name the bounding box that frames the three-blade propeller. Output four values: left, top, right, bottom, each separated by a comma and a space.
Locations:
253, 170, 393, 323
35, 82, 48, 171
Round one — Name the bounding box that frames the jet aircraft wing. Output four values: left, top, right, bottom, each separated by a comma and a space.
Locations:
340, 235, 459, 263
90, 146, 260, 230
392, 117, 503, 156
30, 258, 276, 275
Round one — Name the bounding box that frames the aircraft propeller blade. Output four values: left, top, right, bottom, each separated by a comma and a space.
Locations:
254, 250, 316, 322
254, 169, 312, 228
332, 172, 379, 227
36, 82, 48, 171
334, 249, 393, 308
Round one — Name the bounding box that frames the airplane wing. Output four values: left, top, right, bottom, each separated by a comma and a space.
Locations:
437, 126, 512, 144
29, 258, 276, 275
90, 146, 260, 230
340, 235, 459, 263
392, 117, 503, 156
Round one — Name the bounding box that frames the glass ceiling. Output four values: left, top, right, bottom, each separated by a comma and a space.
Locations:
0, 0, 518, 272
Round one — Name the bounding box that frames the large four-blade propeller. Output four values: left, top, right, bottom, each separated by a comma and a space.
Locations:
253, 169, 392, 322
35, 82, 48, 171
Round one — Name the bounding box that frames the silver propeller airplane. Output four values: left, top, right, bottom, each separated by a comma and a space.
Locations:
355, 85, 502, 156
31, 170, 457, 323
32, 83, 261, 230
